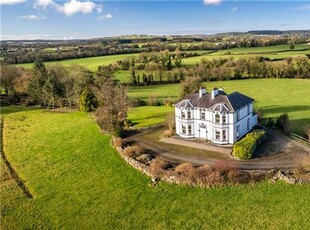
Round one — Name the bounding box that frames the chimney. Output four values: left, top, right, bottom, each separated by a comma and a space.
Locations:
199, 87, 206, 98
211, 87, 218, 99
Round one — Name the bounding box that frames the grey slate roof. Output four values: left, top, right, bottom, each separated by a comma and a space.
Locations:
176, 91, 254, 112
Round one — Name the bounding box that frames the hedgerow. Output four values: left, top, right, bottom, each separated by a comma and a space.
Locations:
233, 130, 266, 159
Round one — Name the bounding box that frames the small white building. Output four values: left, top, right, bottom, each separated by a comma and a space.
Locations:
175, 88, 257, 145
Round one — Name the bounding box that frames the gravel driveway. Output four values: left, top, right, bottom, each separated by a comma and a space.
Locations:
124, 127, 310, 170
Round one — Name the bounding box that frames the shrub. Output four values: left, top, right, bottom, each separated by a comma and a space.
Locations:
164, 129, 174, 137
122, 144, 144, 158
174, 163, 196, 184
276, 113, 291, 133
149, 158, 170, 179
296, 155, 310, 173
148, 95, 161, 106
79, 87, 98, 112
112, 137, 123, 148
303, 124, 310, 140
233, 130, 266, 159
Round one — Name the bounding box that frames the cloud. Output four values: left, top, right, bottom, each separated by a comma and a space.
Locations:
203, 0, 222, 5
97, 13, 112, 20
60, 0, 96, 16
0, 0, 26, 5
34, 0, 103, 16
34, 0, 54, 9
19, 14, 47, 20
232, 7, 238, 12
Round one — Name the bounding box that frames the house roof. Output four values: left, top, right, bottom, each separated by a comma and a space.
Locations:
176, 90, 254, 112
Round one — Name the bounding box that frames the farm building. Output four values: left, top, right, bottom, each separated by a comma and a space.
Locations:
175, 88, 257, 145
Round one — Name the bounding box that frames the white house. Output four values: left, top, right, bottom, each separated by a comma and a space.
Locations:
175, 88, 257, 145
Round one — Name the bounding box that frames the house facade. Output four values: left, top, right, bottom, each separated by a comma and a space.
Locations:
175, 88, 257, 145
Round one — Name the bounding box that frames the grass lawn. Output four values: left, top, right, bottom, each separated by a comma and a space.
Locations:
1, 108, 310, 229
128, 79, 310, 135
128, 106, 173, 127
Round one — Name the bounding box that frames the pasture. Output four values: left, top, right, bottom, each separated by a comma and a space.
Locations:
128, 79, 310, 135
1, 107, 310, 229
18, 53, 140, 72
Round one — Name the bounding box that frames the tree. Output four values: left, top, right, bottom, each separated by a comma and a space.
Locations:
79, 87, 98, 112
180, 76, 202, 98
94, 73, 129, 137
0, 64, 22, 96
28, 59, 49, 106
289, 43, 295, 51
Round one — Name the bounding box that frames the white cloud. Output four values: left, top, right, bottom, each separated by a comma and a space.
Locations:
0, 0, 26, 5
19, 14, 47, 20
232, 6, 238, 12
34, 0, 102, 16
97, 13, 112, 20
34, 0, 54, 9
59, 0, 96, 16
203, 0, 222, 5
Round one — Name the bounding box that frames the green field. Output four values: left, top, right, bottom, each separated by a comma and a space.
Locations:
128, 79, 310, 135
18, 53, 140, 72
1, 107, 310, 229
182, 44, 310, 66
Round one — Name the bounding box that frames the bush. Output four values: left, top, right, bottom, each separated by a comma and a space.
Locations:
122, 145, 144, 158
149, 158, 170, 179
79, 87, 98, 112
164, 129, 174, 137
276, 113, 291, 133
303, 124, 310, 140
174, 163, 196, 184
112, 137, 123, 148
233, 130, 266, 159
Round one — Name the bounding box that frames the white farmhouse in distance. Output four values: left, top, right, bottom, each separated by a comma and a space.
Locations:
175, 88, 258, 145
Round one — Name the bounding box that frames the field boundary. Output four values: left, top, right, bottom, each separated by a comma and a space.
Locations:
0, 118, 33, 199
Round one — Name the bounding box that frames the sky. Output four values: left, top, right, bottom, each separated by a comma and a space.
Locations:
1, 0, 310, 40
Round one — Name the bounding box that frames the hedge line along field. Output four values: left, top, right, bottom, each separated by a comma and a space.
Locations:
1, 108, 310, 229
128, 79, 310, 134
18, 53, 140, 72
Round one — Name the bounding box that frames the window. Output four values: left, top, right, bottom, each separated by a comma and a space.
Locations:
215, 113, 220, 123
182, 125, 186, 134
247, 118, 250, 130
223, 130, 226, 140
236, 125, 240, 139
188, 125, 192, 135
215, 130, 220, 140
181, 110, 185, 119
187, 110, 191, 119
222, 114, 226, 124
236, 111, 239, 121
201, 109, 205, 120
247, 105, 250, 115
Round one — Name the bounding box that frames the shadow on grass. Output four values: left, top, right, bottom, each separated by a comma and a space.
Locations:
260, 105, 310, 115
0, 105, 41, 116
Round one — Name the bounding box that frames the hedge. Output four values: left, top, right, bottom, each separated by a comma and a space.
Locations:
233, 130, 266, 159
